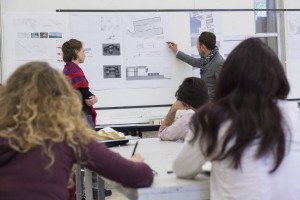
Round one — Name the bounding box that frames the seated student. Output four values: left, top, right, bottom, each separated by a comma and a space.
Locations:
0, 62, 153, 200
158, 77, 208, 141
172, 38, 300, 200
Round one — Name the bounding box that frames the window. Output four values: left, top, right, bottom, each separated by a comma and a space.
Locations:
255, 0, 277, 33
254, 0, 280, 56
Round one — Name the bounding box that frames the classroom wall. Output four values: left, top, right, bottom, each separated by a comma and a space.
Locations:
0, 0, 258, 108
284, 0, 300, 99
285, 0, 300, 8
1, 0, 254, 11
1, 0, 299, 126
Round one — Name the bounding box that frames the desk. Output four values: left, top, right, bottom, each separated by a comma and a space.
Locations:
96, 123, 160, 138
110, 138, 210, 200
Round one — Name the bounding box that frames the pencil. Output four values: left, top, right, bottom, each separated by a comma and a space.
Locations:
131, 141, 138, 157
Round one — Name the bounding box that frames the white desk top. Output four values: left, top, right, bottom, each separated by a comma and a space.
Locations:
110, 138, 210, 200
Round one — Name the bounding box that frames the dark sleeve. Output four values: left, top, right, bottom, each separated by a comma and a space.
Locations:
81, 139, 154, 188
176, 51, 201, 68
77, 88, 94, 100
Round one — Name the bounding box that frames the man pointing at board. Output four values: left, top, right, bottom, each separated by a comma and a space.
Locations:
167, 31, 224, 100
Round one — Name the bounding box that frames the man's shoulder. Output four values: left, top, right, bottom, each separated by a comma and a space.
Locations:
209, 53, 224, 69
214, 52, 225, 63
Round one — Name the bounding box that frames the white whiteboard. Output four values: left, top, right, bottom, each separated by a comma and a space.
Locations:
1, 10, 257, 108
4, 0, 299, 125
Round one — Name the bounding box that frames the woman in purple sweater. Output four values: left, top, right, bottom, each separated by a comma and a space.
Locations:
0, 62, 153, 200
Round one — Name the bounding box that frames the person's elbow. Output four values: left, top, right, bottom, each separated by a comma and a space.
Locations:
172, 158, 198, 179
124, 165, 154, 188
157, 129, 173, 141
140, 171, 154, 188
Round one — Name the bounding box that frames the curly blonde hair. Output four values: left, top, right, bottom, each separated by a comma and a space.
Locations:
0, 61, 91, 171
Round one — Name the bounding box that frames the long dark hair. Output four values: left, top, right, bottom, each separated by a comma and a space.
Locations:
191, 38, 290, 172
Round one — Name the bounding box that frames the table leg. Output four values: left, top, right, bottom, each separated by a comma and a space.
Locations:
75, 165, 82, 200
84, 168, 93, 200
97, 177, 105, 200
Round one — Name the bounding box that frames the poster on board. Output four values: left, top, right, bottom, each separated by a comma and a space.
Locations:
1, 13, 70, 80
69, 12, 173, 90
189, 11, 223, 77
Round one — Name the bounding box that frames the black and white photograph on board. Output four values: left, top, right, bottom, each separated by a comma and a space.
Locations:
103, 65, 121, 78
102, 43, 121, 56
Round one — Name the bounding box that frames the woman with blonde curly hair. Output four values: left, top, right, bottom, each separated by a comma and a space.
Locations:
0, 61, 153, 200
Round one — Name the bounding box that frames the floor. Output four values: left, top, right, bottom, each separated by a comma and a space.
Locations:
105, 131, 158, 200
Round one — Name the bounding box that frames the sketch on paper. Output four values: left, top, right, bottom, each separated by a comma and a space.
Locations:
122, 14, 172, 85
126, 42, 166, 59
102, 43, 120, 56
126, 17, 163, 39
126, 66, 169, 80
15, 40, 49, 60
286, 12, 300, 59
2, 13, 69, 83
103, 65, 121, 78
13, 18, 66, 31
100, 16, 122, 42
69, 13, 172, 90
17, 32, 30, 38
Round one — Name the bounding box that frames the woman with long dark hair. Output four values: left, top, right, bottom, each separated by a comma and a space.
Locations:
173, 38, 300, 200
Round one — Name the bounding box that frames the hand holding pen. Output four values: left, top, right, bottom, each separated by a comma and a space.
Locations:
130, 141, 144, 163
130, 141, 158, 175
166, 41, 178, 54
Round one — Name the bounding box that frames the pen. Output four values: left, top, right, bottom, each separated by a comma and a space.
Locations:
131, 141, 138, 157
166, 41, 174, 45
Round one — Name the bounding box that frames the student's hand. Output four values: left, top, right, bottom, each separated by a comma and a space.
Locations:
85, 96, 98, 106
131, 153, 145, 163
167, 41, 178, 54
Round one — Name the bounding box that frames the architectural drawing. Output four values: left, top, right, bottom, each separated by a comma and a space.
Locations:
15, 40, 49, 59
287, 12, 300, 59
127, 17, 163, 38
68, 13, 171, 90
100, 16, 122, 42
126, 66, 169, 80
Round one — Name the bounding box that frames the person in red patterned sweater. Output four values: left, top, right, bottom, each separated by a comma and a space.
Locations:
62, 39, 97, 129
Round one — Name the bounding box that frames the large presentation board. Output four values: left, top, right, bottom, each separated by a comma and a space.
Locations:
1, 10, 255, 108
1, 0, 299, 125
